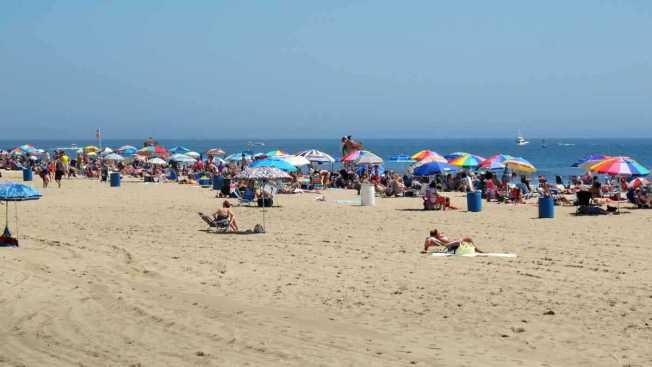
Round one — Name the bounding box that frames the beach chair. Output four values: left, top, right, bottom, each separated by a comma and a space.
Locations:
234, 189, 256, 206
198, 212, 229, 232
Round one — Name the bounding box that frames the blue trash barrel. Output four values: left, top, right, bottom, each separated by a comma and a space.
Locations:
110, 172, 121, 187
168, 169, 177, 181
466, 191, 482, 212
22, 168, 33, 182
538, 196, 555, 218
199, 176, 210, 187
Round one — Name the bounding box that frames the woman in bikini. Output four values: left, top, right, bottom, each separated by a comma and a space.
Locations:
422, 229, 483, 254
212, 200, 238, 232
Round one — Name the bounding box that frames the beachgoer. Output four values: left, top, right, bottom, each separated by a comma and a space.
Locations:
212, 200, 238, 232
54, 158, 66, 188
422, 229, 483, 254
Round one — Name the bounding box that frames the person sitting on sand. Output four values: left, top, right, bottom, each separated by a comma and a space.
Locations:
422, 229, 483, 254
212, 200, 238, 232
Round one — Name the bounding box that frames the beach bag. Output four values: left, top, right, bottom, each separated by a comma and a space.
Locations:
455, 242, 476, 256
253, 224, 265, 233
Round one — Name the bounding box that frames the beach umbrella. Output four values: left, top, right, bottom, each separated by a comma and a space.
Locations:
169, 154, 196, 163
207, 148, 225, 156
266, 150, 288, 157
448, 153, 486, 169
357, 152, 384, 165
137, 145, 169, 157
11, 145, 37, 156
411, 150, 447, 162
103, 153, 125, 162
572, 154, 611, 168
388, 154, 415, 163
628, 177, 650, 189
504, 157, 537, 174
99, 147, 114, 157
169, 146, 190, 154
117, 145, 138, 156
225, 152, 252, 162
83, 145, 99, 154
236, 167, 291, 232
589, 157, 650, 176
148, 157, 167, 166
250, 159, 298, 172
479, 154, 513, 170
296, 149, 336, 163
0, 182, 42, 247
211, 157, 226, 165
185, 151, 201, 159
274, 155, 311, 167
413, 161, 458, 176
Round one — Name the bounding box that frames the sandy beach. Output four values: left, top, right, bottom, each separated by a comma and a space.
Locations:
1, 171, 651, 366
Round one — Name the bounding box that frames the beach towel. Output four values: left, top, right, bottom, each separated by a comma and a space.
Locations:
431, 252, 516, 258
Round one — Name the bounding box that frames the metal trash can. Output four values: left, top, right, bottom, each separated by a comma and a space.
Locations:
22, 168, 33, 182
213, 175, 224, 191
110, 172, 121, 187
466, 191, 482, 212
199, 176, 211, 187
538, 196, 554, 218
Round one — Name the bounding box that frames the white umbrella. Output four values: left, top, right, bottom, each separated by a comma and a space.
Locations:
235, 167, 291, 232
170, 154, 197, 163
103, 153, 125, 161
357, 152, 383, 165
100, 147, 114, 156
186, 151, 201, 159
149, 157, 167, 166
296, 149, 336, 163
276, 155, 311, 167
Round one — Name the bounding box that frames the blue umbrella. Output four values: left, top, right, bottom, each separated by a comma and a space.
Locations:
413, 161, 458, 176
0, 182, 42, 247
169, 146, 191, 154
225, 152, 252, 162
250, 159, 298, 172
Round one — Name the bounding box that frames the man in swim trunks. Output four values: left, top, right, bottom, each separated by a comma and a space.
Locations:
54, 157, 66, 188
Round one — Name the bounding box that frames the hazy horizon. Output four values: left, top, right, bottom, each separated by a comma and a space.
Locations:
2, 1, 651, 139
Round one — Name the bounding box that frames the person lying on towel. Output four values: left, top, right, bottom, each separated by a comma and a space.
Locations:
421, 229, 484, 254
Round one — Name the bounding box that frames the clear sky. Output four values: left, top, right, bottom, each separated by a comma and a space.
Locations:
1, 1, 651, 139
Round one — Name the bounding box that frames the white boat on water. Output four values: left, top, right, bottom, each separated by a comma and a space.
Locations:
515, 131, 529, 146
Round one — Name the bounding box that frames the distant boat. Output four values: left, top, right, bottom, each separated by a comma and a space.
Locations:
516, 131, 529, 146
541, 139, 547, 148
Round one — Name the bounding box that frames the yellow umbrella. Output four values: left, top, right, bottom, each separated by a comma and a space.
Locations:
84, 145, 99, 153
504, 157, 536, 174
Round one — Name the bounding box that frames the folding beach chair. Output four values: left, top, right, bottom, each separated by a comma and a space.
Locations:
234, 189, 256, 206
198, 212, 230, 232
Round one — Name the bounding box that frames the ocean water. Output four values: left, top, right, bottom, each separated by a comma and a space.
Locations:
1, 138, 651, 179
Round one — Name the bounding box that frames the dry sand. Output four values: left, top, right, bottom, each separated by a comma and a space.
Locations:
1, 171, 651, 366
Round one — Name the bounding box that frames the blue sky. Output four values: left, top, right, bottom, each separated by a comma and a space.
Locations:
1, 1, 651, 139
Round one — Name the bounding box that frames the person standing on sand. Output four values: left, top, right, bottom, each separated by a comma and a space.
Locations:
54, 158, 66, 188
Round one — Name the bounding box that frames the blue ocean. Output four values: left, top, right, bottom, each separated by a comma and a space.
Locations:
1, 138, 651, 179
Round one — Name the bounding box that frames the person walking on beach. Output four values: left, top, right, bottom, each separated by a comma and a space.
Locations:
54, 157, 66, 188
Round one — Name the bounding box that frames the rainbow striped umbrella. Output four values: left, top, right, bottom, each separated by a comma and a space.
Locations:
479, 154, 514, 170
448, 153, 486, 169
572, 154, 611, 168
411, 150, 446, 162
589, 157, 650, 176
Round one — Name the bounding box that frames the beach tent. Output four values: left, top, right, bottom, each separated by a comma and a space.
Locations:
0, 182, 42, 247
